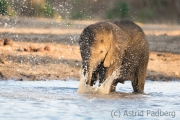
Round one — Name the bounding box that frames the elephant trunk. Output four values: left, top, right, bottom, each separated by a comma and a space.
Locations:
86, 52, 104, 86
86, 55, 103, 85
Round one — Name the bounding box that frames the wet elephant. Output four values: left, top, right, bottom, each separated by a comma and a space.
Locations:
78, 19, 149, 94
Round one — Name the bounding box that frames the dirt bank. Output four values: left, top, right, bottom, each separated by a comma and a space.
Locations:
0, 17, 180, 81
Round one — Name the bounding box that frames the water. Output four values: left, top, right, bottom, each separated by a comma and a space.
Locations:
0, 80, 180, 120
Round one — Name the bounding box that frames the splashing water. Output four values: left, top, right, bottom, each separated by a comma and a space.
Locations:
78, 69, 119, 94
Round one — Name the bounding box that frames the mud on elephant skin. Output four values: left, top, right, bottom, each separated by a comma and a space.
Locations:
78, 19, 149, 94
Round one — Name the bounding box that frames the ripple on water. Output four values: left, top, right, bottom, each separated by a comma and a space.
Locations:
0, 80, 180, 120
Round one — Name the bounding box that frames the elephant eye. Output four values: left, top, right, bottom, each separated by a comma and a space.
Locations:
100, 50, 103, 53
100, 39, 104, 43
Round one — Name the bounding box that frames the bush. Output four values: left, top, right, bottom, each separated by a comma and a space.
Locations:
17, 0, 58, 18
43, 2, 56, 18
0, 0, 8, 15
106, 1, 129, 19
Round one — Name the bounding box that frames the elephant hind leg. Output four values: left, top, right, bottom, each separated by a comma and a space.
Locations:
132, 66, 146, 93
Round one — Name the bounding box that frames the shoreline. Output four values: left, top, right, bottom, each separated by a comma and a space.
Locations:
0, 41, 179, 81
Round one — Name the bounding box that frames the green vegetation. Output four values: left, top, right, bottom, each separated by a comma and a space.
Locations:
0, 0, 58, 18
138, 8, 155, 22
0, 0, 16, 16
43, 1, 56, 18
0, 0, 179, 23
70, 0, 88, 20
0, 0, 8, 15
106, 1, 129, 19
71, 11, 83, 20
29, 0, 58, 18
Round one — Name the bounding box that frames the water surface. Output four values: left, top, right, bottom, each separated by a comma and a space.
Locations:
0, 80, 180, 120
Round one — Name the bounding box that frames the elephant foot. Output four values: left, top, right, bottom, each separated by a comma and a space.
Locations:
110, 81, 118, 92
110, 84, 116, 92
132, 84, 144, 94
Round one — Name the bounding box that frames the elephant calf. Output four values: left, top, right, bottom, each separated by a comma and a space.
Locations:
78, 19, 149, 94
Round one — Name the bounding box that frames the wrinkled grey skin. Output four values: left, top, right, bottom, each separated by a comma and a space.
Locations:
79, 19, 149, 93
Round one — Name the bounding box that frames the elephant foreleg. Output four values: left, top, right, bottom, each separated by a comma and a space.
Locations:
98, 64, 120, 94
98, 64, 106, 86
110, 80, 119, 92
90, 62, 106, 86
91, 71, 98, 86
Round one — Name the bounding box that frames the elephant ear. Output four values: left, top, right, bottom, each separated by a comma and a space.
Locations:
103, 25, 126, 68
104, 44, 113, 67
103, 38, 115, 68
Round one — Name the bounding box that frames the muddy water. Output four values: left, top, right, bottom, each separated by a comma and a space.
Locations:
0, 80, 180, 120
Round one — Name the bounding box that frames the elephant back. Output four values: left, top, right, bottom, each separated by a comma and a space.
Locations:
113, 19, 145, 39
